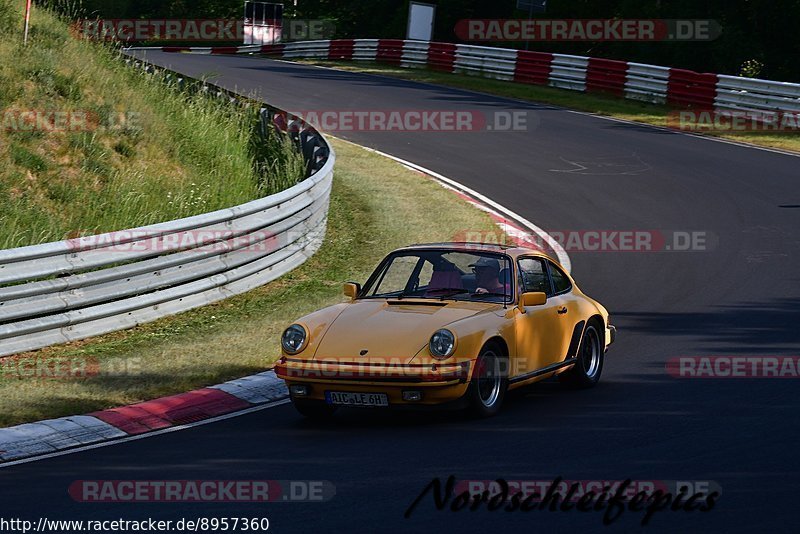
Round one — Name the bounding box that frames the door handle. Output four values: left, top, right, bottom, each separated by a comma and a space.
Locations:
557, 307, 568, 315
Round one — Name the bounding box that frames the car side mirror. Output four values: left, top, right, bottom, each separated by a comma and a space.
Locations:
343, 282, 361, 299
520, 291, 547, 312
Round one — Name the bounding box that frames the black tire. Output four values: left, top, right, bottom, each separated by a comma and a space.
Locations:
559, 323, 604, 388
292, 399, 337, 420
466, 344, 508, 418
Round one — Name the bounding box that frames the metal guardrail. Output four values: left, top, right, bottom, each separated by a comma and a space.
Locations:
0, 56, 335, 358
715, 75, 800, 113
454, 44, 517, 81
624, 63, 671, 105
549, 54, 589, 92
283, 40, 332, 59
401, 40, 428, 68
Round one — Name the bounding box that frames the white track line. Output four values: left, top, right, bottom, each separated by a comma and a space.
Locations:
334, 138, 572, 272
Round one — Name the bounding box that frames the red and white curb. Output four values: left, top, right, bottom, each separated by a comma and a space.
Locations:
0, 371, 287, 463
0, 416, 127, 461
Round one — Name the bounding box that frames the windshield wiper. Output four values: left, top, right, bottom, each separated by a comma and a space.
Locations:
424, 288, 470, 300
471, 291, 510, 298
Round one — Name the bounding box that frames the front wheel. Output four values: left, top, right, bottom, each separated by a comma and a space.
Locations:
559, 323, 604, 388
466, 346, 508, 418
292, 399, 337, 420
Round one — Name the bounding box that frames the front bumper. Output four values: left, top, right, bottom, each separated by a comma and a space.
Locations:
274, 358, 474, 405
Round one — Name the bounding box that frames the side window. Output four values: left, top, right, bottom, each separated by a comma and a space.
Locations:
417, 260, 434, 289
548, 262, 572, 294
518, 258, 550, 295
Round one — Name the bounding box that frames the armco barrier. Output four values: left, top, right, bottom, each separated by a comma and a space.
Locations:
0, 57, 335, 359
142, 39, 800, 116
376, 39, 404, 65
455, 44, 517, 81
715, 75, 800, 113
549, 54, 589, 92
624, 63, 670, 104
514, 51, 553, 86
667, 69, 719, 109
587, 58, 629, 97
402, 40, 428, 68
328, 39, 354, 61
428, 42, 456, 72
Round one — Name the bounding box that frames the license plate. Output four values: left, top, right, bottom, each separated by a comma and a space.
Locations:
325, 391, 389, 407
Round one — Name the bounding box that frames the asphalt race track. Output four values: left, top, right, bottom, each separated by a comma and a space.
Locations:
2, 52, 798, 532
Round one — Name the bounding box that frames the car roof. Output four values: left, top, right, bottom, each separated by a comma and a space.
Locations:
398, 242, 559, 263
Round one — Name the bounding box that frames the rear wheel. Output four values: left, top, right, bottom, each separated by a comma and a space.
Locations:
292, 399, 337, 420
559, 323, 604, 388
466, 345, 508, 417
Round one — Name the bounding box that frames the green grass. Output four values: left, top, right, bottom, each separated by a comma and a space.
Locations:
0, 2, 303, 249
295, 60, 800, 154
0, 138, 507, 427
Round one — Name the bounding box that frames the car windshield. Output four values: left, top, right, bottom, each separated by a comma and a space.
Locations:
361, 249, 514, 303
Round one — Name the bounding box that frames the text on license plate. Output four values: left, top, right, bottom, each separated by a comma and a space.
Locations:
325, 391, 389, 407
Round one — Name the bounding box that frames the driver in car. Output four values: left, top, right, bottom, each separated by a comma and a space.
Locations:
470, 257, 506, 295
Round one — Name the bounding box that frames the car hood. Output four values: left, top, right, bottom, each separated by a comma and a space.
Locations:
311, 299, 499, 362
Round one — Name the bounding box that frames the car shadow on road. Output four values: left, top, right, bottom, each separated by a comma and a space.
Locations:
613, 297, 800, 354
286, 375, 662, 432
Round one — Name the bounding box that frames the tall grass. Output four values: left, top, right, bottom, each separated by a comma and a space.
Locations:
0, 2, 305, 250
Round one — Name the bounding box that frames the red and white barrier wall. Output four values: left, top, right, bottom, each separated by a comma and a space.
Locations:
133, 39, 800, 115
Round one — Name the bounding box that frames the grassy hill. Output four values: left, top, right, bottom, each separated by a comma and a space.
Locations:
0, 1, 302, 250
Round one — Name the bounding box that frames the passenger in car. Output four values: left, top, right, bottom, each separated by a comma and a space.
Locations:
470, 257, 508, 295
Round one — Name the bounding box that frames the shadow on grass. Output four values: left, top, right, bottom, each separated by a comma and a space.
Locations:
0, 364, 267, 427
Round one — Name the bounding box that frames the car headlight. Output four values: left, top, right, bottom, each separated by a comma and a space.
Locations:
429, 329, 456, 360
281, 324, 307, 354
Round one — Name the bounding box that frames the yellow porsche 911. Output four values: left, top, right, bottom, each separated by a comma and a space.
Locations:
275, 243, 615, 418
